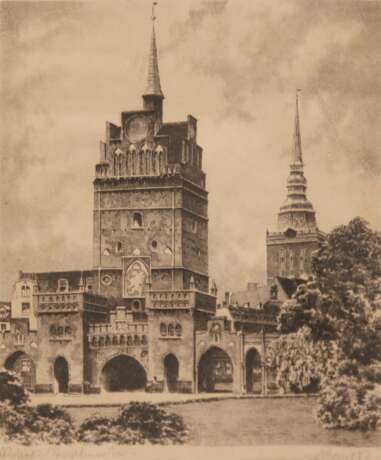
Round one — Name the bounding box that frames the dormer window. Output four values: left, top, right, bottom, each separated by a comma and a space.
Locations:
57, 279, 69, 293
284, 228, 297, 238
21, 285, 31, 297
132, 212, 143, 229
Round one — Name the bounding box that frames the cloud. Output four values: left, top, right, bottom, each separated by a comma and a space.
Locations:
0, 0, 380, 300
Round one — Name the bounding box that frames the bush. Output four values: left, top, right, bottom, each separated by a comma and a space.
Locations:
0, 369, 29, 406
76, 415, 144, 445
77, 402, 189, 445
118, 402, 189, 444
316, 376, 379, 431
0, 402, 76, 445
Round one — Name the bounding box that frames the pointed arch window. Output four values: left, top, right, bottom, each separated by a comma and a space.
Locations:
132, 212, 143, 229
168, 323, 175, 337
160, 323, 167, 336
175, 324, 182, 337
152, 151, 157, 175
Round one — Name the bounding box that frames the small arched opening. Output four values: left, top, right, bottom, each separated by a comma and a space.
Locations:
198, 347, 233, 393
54, 356, 69, 393
101, 355, 147, 392
164, 354, 179, 393
5, 351, 35, 389
245, 348, 262, 394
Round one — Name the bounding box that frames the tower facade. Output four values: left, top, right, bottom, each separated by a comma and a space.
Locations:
93, 22, 209, 303
266, 92, 325, 283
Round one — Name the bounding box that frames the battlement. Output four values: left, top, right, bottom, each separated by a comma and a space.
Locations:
36, 291, 109, 315
147, 289, 216, 314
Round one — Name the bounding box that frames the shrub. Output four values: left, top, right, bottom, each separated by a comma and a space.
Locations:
118, 402, 188, 444
0, 369, 29, 406
0, 401, 75, 445
76, 415, 144, 445
316, 376, 379, 431
77, 402, 189, 445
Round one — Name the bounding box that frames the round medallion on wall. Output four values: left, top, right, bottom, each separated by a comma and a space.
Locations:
141, 350, 148, 358
101, 275, 113, 286
125, 116, 150, 143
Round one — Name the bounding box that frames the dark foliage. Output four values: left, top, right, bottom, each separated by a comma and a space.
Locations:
275, 218, 381, 431
0, 402, 75, 445
77, 402, 189, 445
117, 402, 188, 444
0, 370, 75, 445
0, 369, 29, 406
317, 376, 379, 431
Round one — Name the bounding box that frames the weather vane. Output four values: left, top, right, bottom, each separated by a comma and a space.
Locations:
152, 2, 158, 22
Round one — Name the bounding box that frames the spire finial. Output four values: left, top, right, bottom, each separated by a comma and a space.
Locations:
152, 1, 157, 22
144, 2, 163, 98
292, 89, 303, 165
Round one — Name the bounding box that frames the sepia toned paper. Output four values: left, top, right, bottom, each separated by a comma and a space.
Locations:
0, 1, 380, 459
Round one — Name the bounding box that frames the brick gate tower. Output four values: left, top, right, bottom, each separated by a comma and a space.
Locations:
266, 92, 325, 283
91, 10, 216, 392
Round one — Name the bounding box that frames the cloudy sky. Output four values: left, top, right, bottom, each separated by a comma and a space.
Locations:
0, 0, 380, 300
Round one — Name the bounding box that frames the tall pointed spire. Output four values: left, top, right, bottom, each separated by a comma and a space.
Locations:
144, 2, 163, 98
277, 90, 317, 232
292, 89, 303, 165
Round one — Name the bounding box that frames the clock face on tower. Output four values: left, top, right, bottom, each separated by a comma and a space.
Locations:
125, 116, 149, 143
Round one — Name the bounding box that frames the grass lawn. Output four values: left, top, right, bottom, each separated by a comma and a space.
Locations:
65, 397, 381, 447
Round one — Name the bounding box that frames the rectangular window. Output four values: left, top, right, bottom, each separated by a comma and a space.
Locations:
58, 279, 69, 292
289, 249, 294, 271
0, 323, 7, 332
279, 249, 285, 275
300, 248, 306, 271
15, 334, 24, 345
22, 302, 30, 313
181, 140, 186, 164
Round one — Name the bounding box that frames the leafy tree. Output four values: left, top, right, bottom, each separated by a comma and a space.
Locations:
275, 218, 381, 430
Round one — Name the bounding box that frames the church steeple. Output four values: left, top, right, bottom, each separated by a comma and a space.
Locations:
266, 91, 325, 283
142, 3, 164, 122
292, 90, 303, 165
277, 91, 316, 232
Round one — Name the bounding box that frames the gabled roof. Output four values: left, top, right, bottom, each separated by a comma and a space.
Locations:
276, 276, 306, 298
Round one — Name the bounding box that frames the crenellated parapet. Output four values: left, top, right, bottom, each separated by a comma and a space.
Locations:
87, 305, 148, 348
147, 288, 216, 314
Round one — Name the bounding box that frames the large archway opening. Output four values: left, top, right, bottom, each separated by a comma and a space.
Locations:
164, 354, 179, 392
101, 355, 147, 392
198, 347, 233, 393
54, 357, 69, 393
5, 351, 35, 389
245, 348, 262, 394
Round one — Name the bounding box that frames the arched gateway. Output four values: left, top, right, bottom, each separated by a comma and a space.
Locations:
245, 348, 262, 393
164, 354, 179, 392
198, 347, 233, 393
101, 354, 147, 391
54, 356, 69, 393
5, 351, 35, 389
